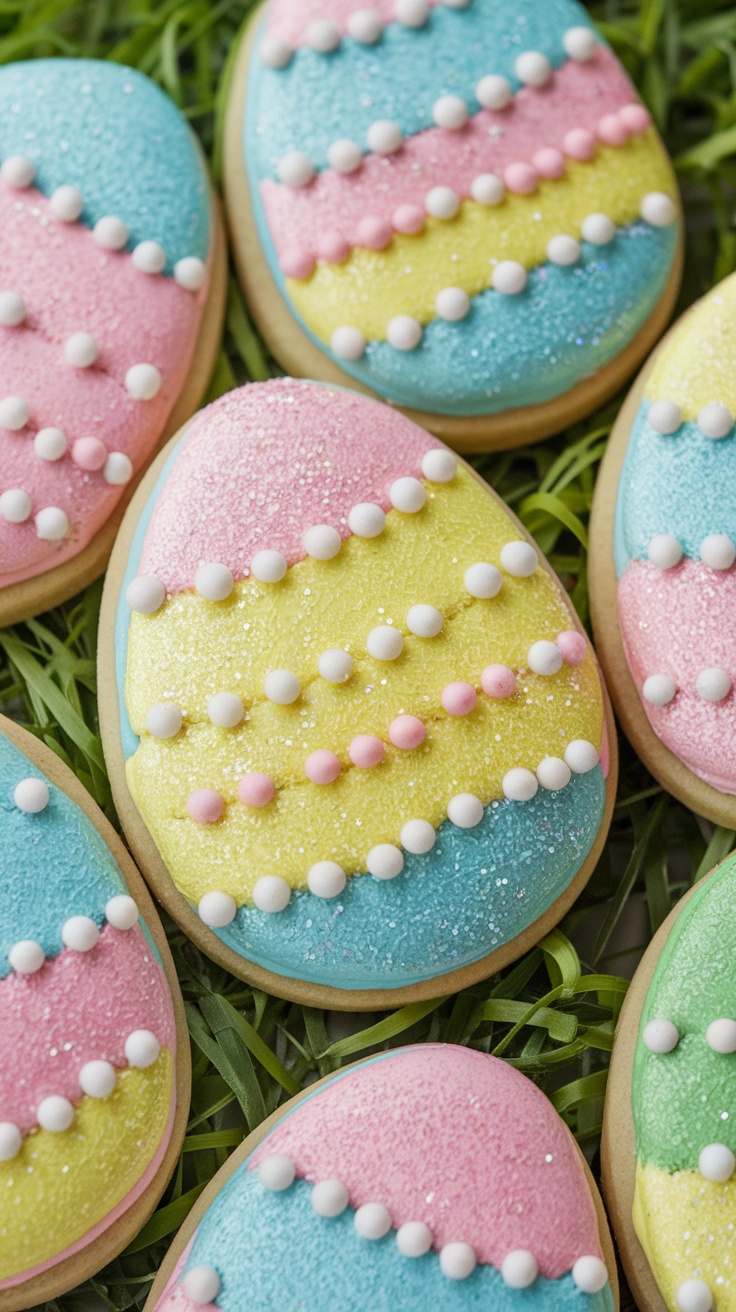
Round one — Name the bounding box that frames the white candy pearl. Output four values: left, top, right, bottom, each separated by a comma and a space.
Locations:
182, 1266, 221, 1305
502, 768, 539, 802
581, 213, 615, 245
0, 489, 31, 523
707, 1018, 736, 1053
648, 399, 683, 434
306, 18, 340, 51
396, 1221, 433, 1257
464, 562, 502, 599
132, 240, 167, 274
208, 691, 245, 727
367, 626, 404, 660
35, 507, 68, 541
328, 139, 363, 174
366, 119, 403, 155
348, 502, 385, 537
547, 234, 580, 266
0, 290, 26, 326
8, 940, 45, 974
0, 395, 29, 429
64, 331, 98, 368
0, 1123, 22, 1161
647, 534, 682, 569
257, 1154, 296, 1191
94, 215, 129, 249
502, 1250, 539, 1289
500, 540, 537, 576
425, 185, 460, 220
572, 1256, 608, 1293
253, 875, 292, 913
331, 326, 366, 360
698, 401, 733, 439
311, 1178, 349, 1216
471, 173, 505, 205
564, 740, 599, 773
307, 861, 347, 898
1, 155, 35, 188
640, 192, 676, 227
79, 1059, 117, 1099
421, 449, 456, 482
105, 455, 132, 488
515, 51, 552, 87
318, 649, 354, 683
277, 151, 315, 187
447, 793, 484, 828
13, 777, 49, 812
699, 1142, 736, 1182
395, 0, 429, 27
390, 476, 425, 512
700, 534, 735, 570
400, 818, 436, 854
406, 603, 442, 637
34, 427, 67, 461
675, 1280, 714, 1312
642, 1018, 679, 1053
696, 668, 731, 702
366, 844, 404, 879
62, 916, 99, 952
125, 1029, 160, 1068
198, 890, 237, 927
260, 34, 293, 68
105, 894, 139, 931
354, 1203, 392, 1239
126, 575, 166, 613
440, 1242, 477, 1280
303, 524, 341, 560
387, 315, 422, 350
642, 673, 676, 706
563, 26, 598, 60
432, 95, 468, 130
125, 362, 162, 400
195, 562, 234, 601
37, 1095, 74, 1133
50, 184, 84, 221
435, 287, 470, 320
264, 669, 300, 704
347, 10, 384, 43
536, 756, 571, 791
527, 640, 563, 676
146, 702, 183, 739
174, 257, 207, 291
476, 74, 512, 110
250, 549, 287, 583
492, 260, 527, 294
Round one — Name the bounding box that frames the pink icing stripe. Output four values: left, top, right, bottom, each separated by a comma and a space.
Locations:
264, 0, 447, 45
0, 921, 176, 1133
0, 180, 207, 590
249, 1046, 601, 1278
618, 557, 736, 794
138, 379, 438, 593
260, 48, 640, 267
154, 1239, 204, 1312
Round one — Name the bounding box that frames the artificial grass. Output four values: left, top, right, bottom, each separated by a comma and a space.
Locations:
0, 2, 734, 1310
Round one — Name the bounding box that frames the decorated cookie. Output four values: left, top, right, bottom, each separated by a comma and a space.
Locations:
147, 1044, 619, 1312
224, 0, 681, 452
602, 851, 736, 1312
0, 58, 226, 627
100, 378, 615, 1007
590, 274, 736, 827
0, 715, 187, 1309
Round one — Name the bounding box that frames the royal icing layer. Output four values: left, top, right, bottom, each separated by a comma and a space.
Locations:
614, 274, 736, 794
0, 59, 211, 592
241, 0, 679, 416
153, 1045, 614, 1311
632, 854, 736, 1311
116, 379, 607, 992
0, 728, 177, 1289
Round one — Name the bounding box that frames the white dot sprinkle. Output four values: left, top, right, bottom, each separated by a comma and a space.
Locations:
62, 916, 99, 953
327, 139, 363, 174
367, 625, 404, 660
642, 1018, 679, 1053
347, 10, 384, 43
174, 257, 207, 291
476, 74, 512, 110
208, 691, 245, 727
331, 325, 366, 360
435, 286, 470, 320
35, 507, 69, 541
79, 1059, 117, 1099
37, 1095, 74, 1133
198, 890, 237, 927
447, 793, 484, 828
50, 184, 84, 222
648, 398, 682, 434
125, 362, 162, 400
0, 489, 31, 524
0, 290, 26, 326
307, 861, 347, 898
581, 213, 615, 245
8, 940, 45, 974
707, 1018, 736, 1053
105, 895, 139, 931
502, 768, 539, 802
318, 649, 354, 683
440, 1242, 477, 1280
642, 673, 676, 706
696, 667, 731, 703
464, 561, 502, 599
64, 331, 98, 368
698, 401, 733, 439
257, 1154, 296, 1191
502, 1250, 539, 1289
432, 94, 468, 130
527, 640, 563, 676
387, 315, 422, 350
125, 1029, 160, 1068
394, 0, 429, 27
13, 777, 49, 812
563, 26, 598, 61
425, 185, 460, 220
547, 234, 580, 266
500, 540, 537, 576
277, 151, 315, 188
305, 18, 341, 51
354, 1203, 392, 1239
515, 51, 552, 87
492, 260, 527, 294
145, 702, 183, 739
93, 215, 129, 250
471, 173, 505, 205
260, 34, 293, 68
195, 562, 234, 601
640, 191, 676, 227
182, 1266, 221, 1306
125, 574, 166, 615
103, 451, 133, 485
390, 476, 425, 512
251, 549, 287, 583
699, 1142, 735, 1183
400, 818, 436, 854
312, 1178, 349, 1216
700, 534, 736, 570
564, 740, 599, 773
571, 1256, 608, 1293
366, 844, 404, 879
421, 449, 456, 482
303, 524, 341, 560
0, 1123, 22, 1162
1, 155, 35, 188
366, 119, 403, 155
264, 669, 300, 704
132, 240, 167, 274
348, 502, 385, 537
536, 756, 572, 791
647, 532, 682, 568
0, 395, 29, 429
675, 1279, 713, 1312
406, 603, 442, 637
34, 427, 67, 461
396, 1221, 433, 1257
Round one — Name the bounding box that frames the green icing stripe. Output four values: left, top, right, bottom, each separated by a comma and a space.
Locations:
633, 852, 736, 1172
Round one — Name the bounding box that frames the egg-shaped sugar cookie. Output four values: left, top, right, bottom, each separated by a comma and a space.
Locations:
224, 0, 681, 453
147, 1044, 619, 1312
590, 273, 736, 828
0, 715, 187, 1311
100, 378, 615, 1008
0, 58, 226, 628
602, 850, 736, 1312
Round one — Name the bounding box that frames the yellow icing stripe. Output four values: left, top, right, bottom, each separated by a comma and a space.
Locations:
634, 1159, 736, 1310
647, 271, 736, 418
0, 1052, 173, 1282
285, 131, 676, 343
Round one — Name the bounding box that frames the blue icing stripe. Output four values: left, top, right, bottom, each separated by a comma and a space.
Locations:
614, 402, 736, 576
209, 767, 605, 991
0, 59, 210, 268
248, 0, 594, 174
183, 1171, 615, 1312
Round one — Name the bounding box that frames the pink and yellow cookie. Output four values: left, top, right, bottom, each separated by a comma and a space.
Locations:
224, 0, 681, 450
100, 378, 615, 1007
0, 715, 188, 1311
146, 1044, 618, 1312
0, 58, 226, 627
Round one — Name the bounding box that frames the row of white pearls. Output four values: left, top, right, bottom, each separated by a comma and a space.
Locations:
6, 892, 139, 976
648, 396, 734, 441
0, 1027, 160, 1162
647, 532, 736, 572
642, 668, 732, 707
261, 1, 477, 68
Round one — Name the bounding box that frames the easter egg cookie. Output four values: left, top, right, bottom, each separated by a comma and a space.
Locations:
0, 58, 226, 627
224, 0, 681, 452
0, 716, 188, 1311
100, 378, 615, 1007
602, 851, 736, 1312
147, 1044, 619, 1312
590, 274, 736, 827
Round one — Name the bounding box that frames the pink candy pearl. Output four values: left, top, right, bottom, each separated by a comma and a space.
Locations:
318, 229, 350, 263
619, 102, 651, 134
556, 630, 587, 666
441, 682, 477, 716
532, 147, 565, 179
305, 750, 342, 784
563, 128, 596, 161
481, 664, 516, 699
187, 788, 224, 824
504, 161, 538, 195
72, 436, 107, 471
389, 715, 426, 750
356, 215, 393, 250
349, 734, 386, 768
392, 203, 425, 235
238, 773, 276, 807
596, 113, 628, 147
280, 247, 315, 280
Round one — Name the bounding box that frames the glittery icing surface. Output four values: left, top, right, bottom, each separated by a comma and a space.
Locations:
154, 1046, 614, 1312
632, 854, 736, 1308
